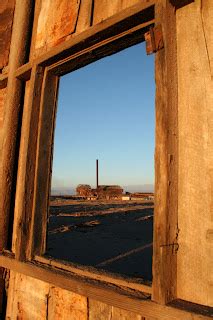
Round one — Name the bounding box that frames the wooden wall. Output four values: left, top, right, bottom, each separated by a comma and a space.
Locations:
6, 272, 146, 320
0, 0, 212, 318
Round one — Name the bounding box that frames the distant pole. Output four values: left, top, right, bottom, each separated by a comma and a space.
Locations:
96, 159, 99, 189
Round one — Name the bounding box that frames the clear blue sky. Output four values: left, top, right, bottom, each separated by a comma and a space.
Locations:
51, 41, 155, 191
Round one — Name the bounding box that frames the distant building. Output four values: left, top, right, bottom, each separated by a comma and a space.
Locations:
96, 185, 123, 199
130, 193, 154, 201
76, 184, 92, 197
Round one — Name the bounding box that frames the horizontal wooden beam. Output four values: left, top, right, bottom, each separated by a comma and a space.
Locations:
15, 62, 32, 80
35, 255, 152, 295
48, 19, 155, 77
0, 254, 211, 319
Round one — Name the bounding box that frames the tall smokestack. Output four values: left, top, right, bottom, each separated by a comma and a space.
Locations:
96, 159, 99, 189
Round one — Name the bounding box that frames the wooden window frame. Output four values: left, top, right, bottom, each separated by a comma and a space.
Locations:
1, 1, 198, 316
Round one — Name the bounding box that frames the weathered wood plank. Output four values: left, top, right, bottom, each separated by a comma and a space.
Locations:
48, 287, 88, 320
30, 71, 59, 257
35, 256, 152, 295
76, 0, 93, 34
93, 0, 122, 25
121, 0, 142, 11
93, 0, 153, 25
6, 271, 50, 319
0, 255, 212, 319
152, 0, 178, 304
5, 269, 16, 316
176, 0, 213, 307
112, 306, 143, 319
12, 66, 44, 260
89, 300, 145, 320
10, 80, 31, 254
89, 299, 112, 320
0, 0, 15, 70
29, 0, 42, 60
34, 0, 80, 56
93, 0, 147, 25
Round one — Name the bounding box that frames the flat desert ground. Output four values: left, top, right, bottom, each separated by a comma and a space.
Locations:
46, 199, 154, 283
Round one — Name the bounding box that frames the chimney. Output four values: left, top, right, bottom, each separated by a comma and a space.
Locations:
96, 159, 99, 189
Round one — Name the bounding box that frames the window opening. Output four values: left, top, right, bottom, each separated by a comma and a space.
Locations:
46, 41, 155, 283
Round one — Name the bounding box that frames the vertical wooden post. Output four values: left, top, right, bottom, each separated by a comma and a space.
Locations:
0, 0, 34, 252
152, 0, 178, 304
29, 71, 59, 258
13, 65, 44, 261
29, 0, 42, 61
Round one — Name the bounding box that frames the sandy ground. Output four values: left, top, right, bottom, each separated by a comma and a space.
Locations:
46, 199, 154, 282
